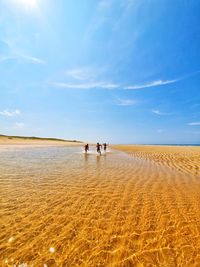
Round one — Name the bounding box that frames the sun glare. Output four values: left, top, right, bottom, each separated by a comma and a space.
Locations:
10, 0, 39, 11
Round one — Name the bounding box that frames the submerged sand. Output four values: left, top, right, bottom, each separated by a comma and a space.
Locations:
0, 145, 200, 266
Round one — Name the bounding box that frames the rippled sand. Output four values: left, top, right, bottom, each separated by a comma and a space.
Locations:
113, 145, 200, 176
1, 145, 200, 266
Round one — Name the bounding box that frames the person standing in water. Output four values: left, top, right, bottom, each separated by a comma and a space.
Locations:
96, 142, 101, 155
84, 144, 89, 153
103, 143, 108, 152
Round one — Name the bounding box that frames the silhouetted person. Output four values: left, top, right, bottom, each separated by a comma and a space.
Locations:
96, 142, 101, 155
84, 144, 89, 153
103, 143, 108, 152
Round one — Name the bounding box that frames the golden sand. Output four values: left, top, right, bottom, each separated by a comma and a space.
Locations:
112, 145, 200, 176
0, 136, 81, 147
0, 145, 200, 266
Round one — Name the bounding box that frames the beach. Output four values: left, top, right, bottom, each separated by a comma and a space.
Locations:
1, 144, 200, 266
112, 145, 200, 176
0, 136, 82, 147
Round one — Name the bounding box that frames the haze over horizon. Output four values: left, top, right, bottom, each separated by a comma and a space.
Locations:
0, 0, 200, 144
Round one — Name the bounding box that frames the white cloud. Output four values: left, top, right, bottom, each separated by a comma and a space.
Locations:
125, 70, 200, 90
188, 122, 200, 126
125, 79, 177, 90
0, 39, 46, 64
52, 69, 200, 91
0, 109, 21, 117
15, 122, 25, 128
115, 98, 136, 106
152, 109, 169, 115
0, 54, 45, 65
53, 66, 118, 90
53, 78, 177, 91
65, 68, 94, 81
0, 39, 45, 65
20, 55, 46, 65
52, 79, 177, 91
65, 66, 108, 81
52, 81, 118, 89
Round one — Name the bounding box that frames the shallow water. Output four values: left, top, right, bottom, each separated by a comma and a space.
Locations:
0, 146, 200, 266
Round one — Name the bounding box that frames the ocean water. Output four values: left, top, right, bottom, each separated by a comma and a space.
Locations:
0, 145, 200, 266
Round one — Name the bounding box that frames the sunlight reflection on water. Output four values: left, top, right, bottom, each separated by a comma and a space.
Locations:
1, 146, 200, 266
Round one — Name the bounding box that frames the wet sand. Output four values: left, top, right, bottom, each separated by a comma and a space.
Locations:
1, 145, 200, 266
112, 145, 200, 176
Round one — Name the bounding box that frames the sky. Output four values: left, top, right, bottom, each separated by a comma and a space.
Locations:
0, 0, 200, 144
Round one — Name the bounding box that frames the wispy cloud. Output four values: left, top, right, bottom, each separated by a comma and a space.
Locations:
52, 69, 200, 91
125, 70, 200, 90
0, 109, 21, 117
65, 68, 94, 81
52, 82, 118, 90
188, 122, 200, 126
0, 39, 45, 65
115, 98, 137, 106
125, 79, 177, 90
55, 66, 117, 89
20, 55, 46, 65
152, 109, 169, 115
0, 54, 46, 65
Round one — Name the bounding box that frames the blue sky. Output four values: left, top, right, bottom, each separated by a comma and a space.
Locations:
0, 0, 200, 144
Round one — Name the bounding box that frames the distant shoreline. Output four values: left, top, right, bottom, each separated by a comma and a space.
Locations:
0, 134, 83, 146
112, 144, 200, 147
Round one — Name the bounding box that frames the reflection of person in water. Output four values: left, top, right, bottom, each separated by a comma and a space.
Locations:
84, 144, 89, 153
103, 143, 108, 152
96, 142, 101, 155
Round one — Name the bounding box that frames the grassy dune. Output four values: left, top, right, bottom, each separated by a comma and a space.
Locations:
0, 134, 82, 145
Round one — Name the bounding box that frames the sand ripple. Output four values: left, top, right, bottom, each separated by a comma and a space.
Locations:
113, 145, 200, 176
0, 146, 200, 266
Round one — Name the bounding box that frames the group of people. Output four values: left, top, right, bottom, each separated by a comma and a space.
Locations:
84, 143, 108, 155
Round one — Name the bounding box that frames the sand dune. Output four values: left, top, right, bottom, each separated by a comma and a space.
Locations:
0, 136, 81, 147
0, 145, 200, 266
